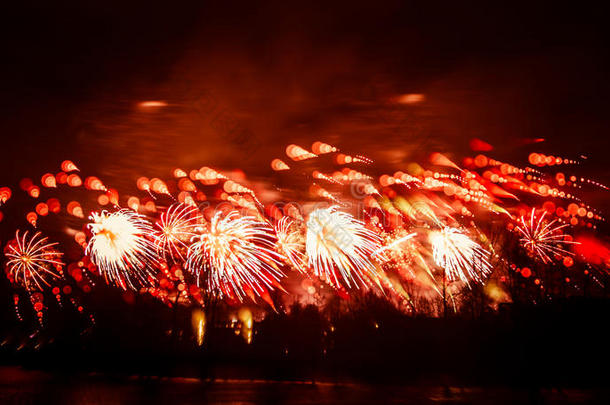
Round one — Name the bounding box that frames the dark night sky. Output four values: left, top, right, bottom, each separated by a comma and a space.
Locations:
1, 1, 609, 207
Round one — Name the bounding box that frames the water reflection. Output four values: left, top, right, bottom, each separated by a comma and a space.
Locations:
0, 367, 604, 405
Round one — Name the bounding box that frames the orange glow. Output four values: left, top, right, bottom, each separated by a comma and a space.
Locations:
67, 174, 82, 187
575, 236, 610, 265
430, 152, 460, 170
195, 191, 206, 201
284, 203, 302, 220
127, 196, 140, 211
379, 174, 394, 187
26, 212, 38, 226
150, 178, 169, 194
97, 194, 110, 206
19, 178, 33, 191
198, 167, 224, 183
41, 173, 56, 188
106, 189, 119, 205
469, 138, 493, 151
0, 187, 11, 204
188, 170, 200, 180
35, 203, 49, 216
271, 158, 290, 171
178, 192, 195, 206
364, 196, 380, 209
67, 201, 84, 218
311, 141, 336, 154
474, 154, 488, 168
55, 172, 68, 184
138, 100, 168, 108
567, 203, 579, 216
144, 200, 157, 212
178, 178, 196, 192
542, 201, 556, 213
29, 186, 40, 198
528, 153, 541, 165
136, 177, 150, 191
286, 144, 317, 161
85, 176, 105, 191
47, 198, 60, 213
396, 93, 425, 104
173, 168, 187, 178
223, 180, 236, 193
61, 160, 79, 172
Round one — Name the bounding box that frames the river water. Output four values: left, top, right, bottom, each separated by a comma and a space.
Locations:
1, 367, 607, 404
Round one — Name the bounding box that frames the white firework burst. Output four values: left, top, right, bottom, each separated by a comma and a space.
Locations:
275, 216, 306, 271
306, 206, 382, 289
186, 211, 285, 300
429, 227, 491, 285
86, 209, 158, 289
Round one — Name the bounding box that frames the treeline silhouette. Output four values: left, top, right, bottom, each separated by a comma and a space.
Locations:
1, 285, 608, 388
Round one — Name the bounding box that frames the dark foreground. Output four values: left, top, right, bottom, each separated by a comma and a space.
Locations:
2, 298, 610, 404
1, 367, 609, 405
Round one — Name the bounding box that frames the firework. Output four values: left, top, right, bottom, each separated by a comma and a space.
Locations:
275, 216, 306, 271
186, 211, 285, 300
306, 206, 382, 289
516, 208, 578, 264
375, 231, 417, 256
86, 209, 158, 289
4, 230, 63, 291
374, 229, 420, 279
153, 203, 202, 261
2, 134, 607, 317
429, 227, 491, 285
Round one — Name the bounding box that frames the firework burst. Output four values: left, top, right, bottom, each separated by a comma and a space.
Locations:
186, 211, 285, 300
306, 206, 382, 289
4, 230, 63, 291
429, 227, 491, 285
275, 217, 306, 271
516, 208, 578, 264
86, 209, 158, 289
153, 203, 202, 261
375, 229, 419, 280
